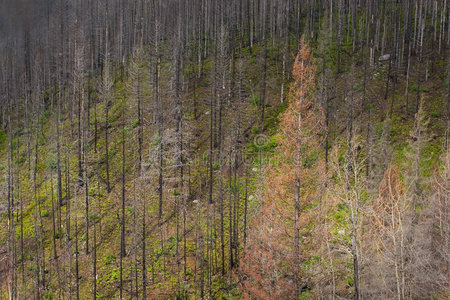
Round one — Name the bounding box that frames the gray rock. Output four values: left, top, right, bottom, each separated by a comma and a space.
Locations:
378, 54, 391, 61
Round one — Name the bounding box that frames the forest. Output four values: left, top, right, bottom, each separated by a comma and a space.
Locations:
0, 0, 448, 299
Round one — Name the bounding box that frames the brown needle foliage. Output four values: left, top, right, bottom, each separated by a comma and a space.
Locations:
239, 41, 326, 300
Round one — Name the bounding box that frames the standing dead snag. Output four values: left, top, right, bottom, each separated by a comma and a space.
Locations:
330, 135, 366, 300
369, 166, 409, 300
423, 151, 450, 296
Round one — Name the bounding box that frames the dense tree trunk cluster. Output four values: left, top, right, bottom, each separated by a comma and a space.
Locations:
0, 0, 448, 298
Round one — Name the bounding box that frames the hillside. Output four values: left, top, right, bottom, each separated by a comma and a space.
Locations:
0, 1, 448, 299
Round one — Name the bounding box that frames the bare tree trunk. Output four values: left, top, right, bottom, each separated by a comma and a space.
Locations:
104, 32, 111, 194
350, 209, 360, 300
50, 173, 58, 260
260, 29, 268, 132
83, 89, 90, 255
142, 181, 147, 300
75, 215, 80, 300
57, 87, 63, 234
295, 95, 302, 300
92, 218, 97, 300
120, 116, 126, 299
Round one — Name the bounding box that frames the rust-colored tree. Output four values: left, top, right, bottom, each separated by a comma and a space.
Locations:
239, 41, 326, 299
364, 147, 449, 299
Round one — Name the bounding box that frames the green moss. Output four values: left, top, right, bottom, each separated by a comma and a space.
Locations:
421, 141, 443, 177
54, 229, 61, 239
103, 254, 116, 266
410, 83, 428, 93
0, 129, 7, 151
15, 156, 26, 165
130, 119, 139, 128
46, 155, 57, 171
354, 82, 364, 92
299, 290, 314, 299
347, 276, 354, 286
430, 111, 440, 118
248, 93, 260, 106
104, 267, 119, 284
303, 150, 319, 168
